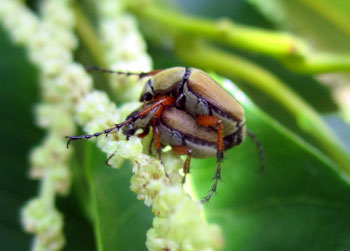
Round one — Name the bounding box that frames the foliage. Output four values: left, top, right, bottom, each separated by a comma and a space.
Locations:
0, 0, 349, 250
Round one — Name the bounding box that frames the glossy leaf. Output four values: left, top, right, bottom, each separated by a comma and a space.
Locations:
73, 143, 153, 251
190, 88, 350, 250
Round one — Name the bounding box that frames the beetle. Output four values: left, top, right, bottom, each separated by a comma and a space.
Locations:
67, 66, 264, 202
87, 66, 246, 166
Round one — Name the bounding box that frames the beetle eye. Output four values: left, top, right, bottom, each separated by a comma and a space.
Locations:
140, 92, 153, 102
122, 125, 136, 136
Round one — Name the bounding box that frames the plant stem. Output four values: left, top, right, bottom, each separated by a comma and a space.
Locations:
284, 53, 350, 74
175, 41, 350, 174
129, 3, 350, 73
130, 3, 304, 58
72, 4, 107, 69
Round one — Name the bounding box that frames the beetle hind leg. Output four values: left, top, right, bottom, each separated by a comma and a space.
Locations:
201, 160, 222, 203
247, 130, 265, 172
172, 145, 193, 184
196, 115, 225, 203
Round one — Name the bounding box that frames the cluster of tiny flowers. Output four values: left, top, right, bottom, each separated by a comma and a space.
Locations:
131, 153, 224, 251
0, 0, 91, 250
96, 0, 153, 101
1, 0, 225, 250
75, 89, 224, 250
336, 85, 350, 123
22, 198, 64, 251
75, 90, 142, 168
333, 81, 350, 124
318, 75, 350, 123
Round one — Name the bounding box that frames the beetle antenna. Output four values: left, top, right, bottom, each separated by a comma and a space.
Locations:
65, 126, 118, 149
247, 130, 265, 172
65, 96, 175, 148
85, 65, 155, 78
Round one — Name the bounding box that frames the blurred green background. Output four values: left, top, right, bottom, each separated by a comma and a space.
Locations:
1, 0, 350, 250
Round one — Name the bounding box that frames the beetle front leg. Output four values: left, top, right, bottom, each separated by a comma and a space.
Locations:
172, 145, 193, 184
151, 118, 170, 179
152, 119, 162, 161
105, 153, 115, 167
136, 127, 150, 139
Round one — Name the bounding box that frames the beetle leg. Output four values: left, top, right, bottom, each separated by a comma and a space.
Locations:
196, 115, 224, 203
172, 145, 193, 184
136, 127, 150, 139
151, 118, 170, 179
148, 136, 154, 155
105, 153, 115, 167
151, 97, 174, 160
152, 118, 162, 161
201, 161, 222, 203
196, 115, 224, 161
247, 130, 265, 172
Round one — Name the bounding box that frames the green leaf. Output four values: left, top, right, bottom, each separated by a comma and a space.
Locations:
71, 81, 350, 251
76, 143, 153, 251
190, 87, 350, 250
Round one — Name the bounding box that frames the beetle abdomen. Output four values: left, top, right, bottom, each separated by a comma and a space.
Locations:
161, 106, 217, 143
223, 122, 247, 150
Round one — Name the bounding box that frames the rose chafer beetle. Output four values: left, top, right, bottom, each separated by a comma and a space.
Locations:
66, 66, 264, 202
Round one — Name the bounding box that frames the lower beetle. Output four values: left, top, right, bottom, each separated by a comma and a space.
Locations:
122, 104, 247, 202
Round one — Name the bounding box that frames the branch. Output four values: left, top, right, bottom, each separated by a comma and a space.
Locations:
129, 3, 350, 74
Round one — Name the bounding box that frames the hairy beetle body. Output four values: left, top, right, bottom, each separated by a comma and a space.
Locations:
66, 65, 264, 202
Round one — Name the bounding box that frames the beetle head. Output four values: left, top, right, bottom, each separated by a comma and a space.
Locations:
122, 122, 137, 139
140, 79, 155, 102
